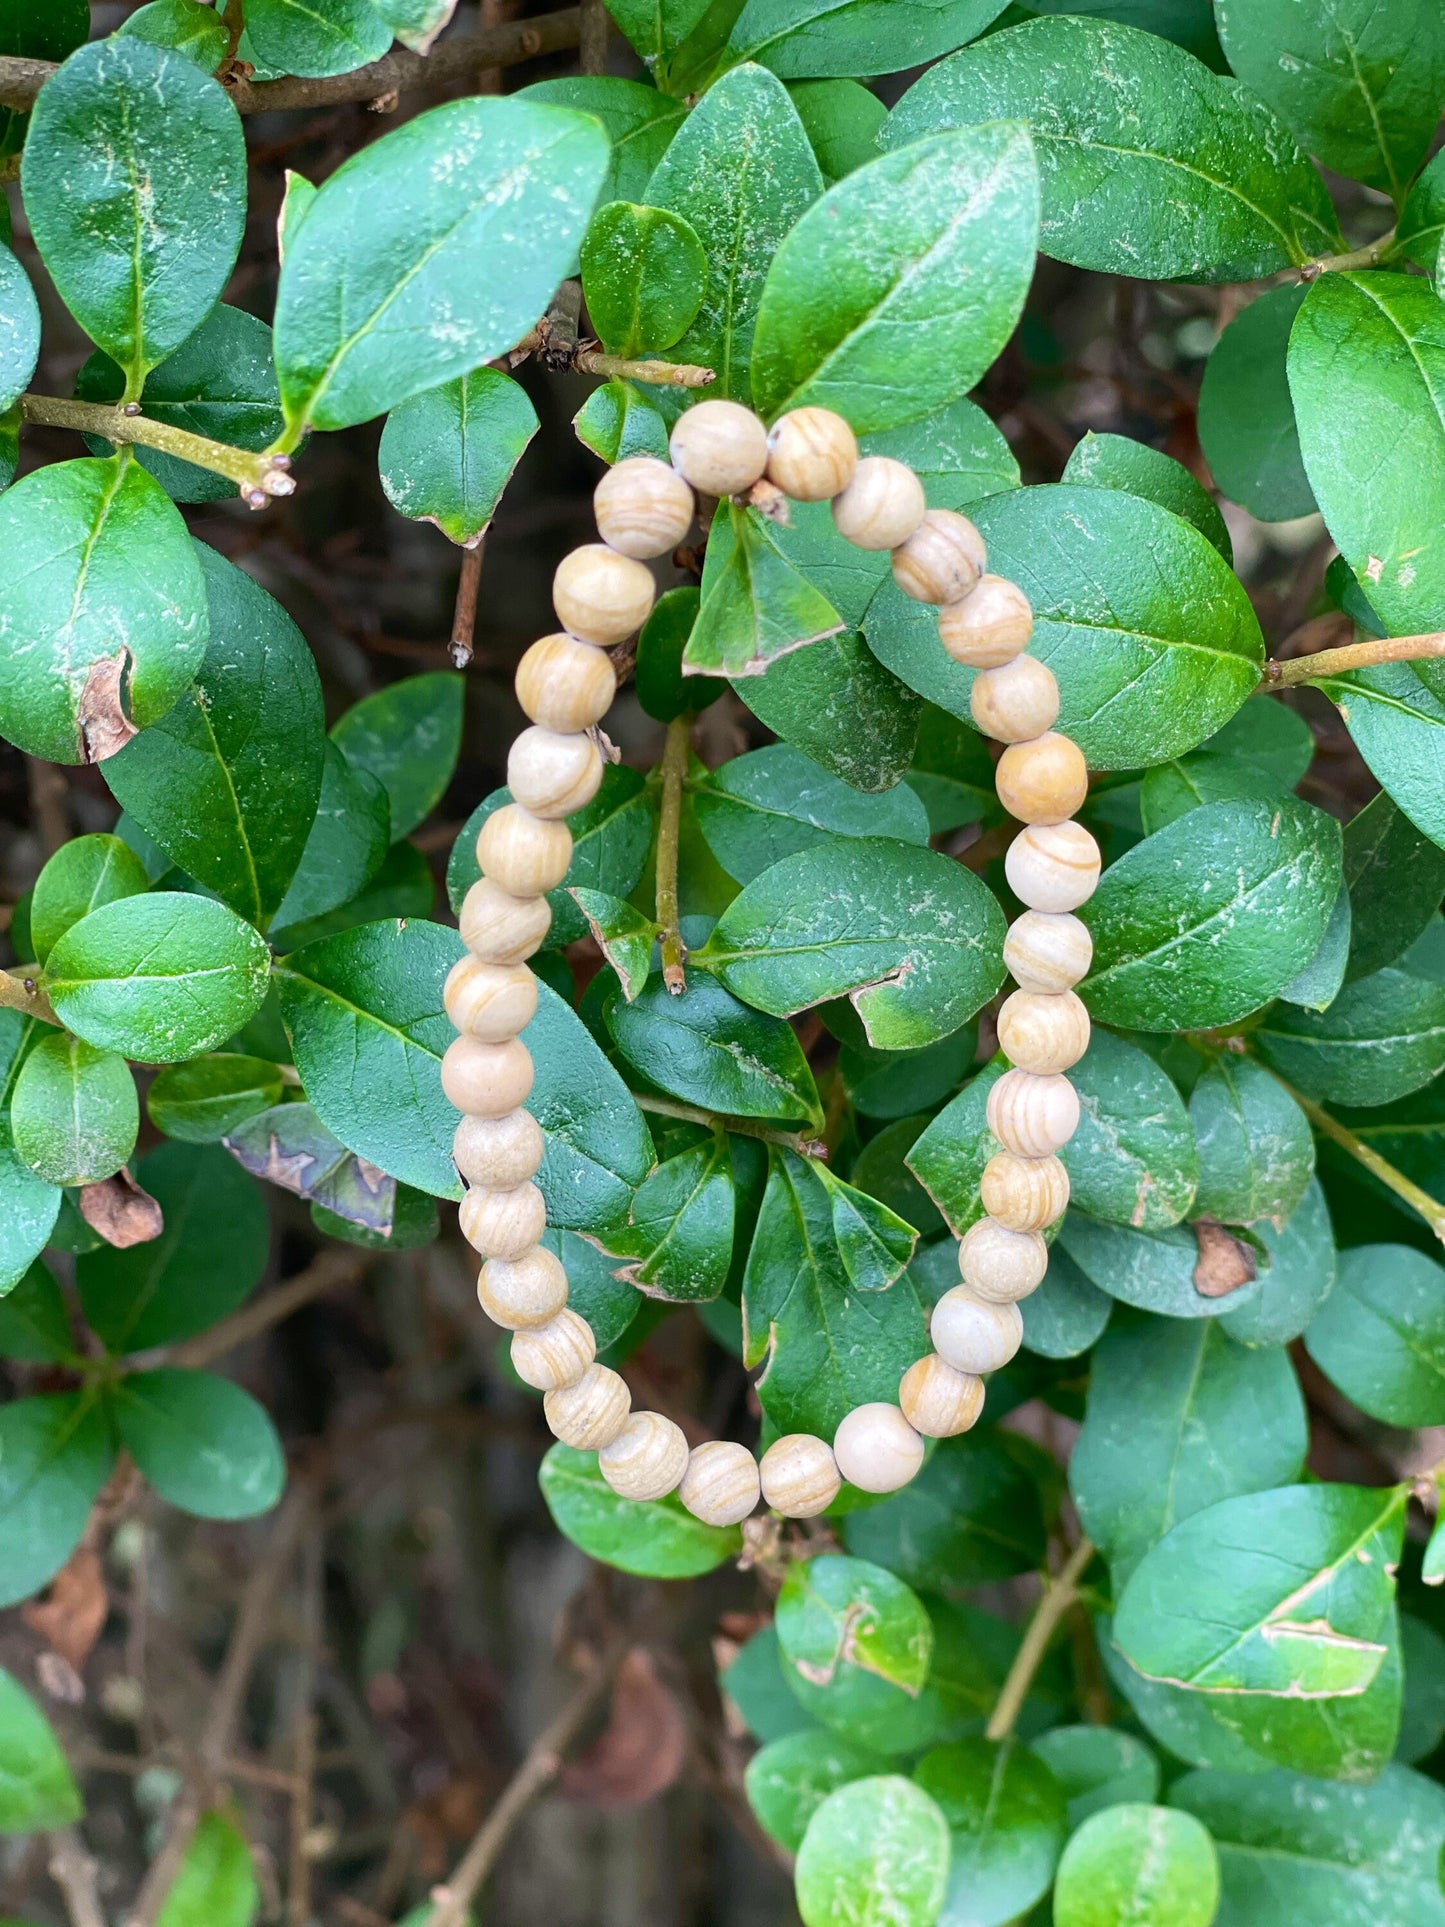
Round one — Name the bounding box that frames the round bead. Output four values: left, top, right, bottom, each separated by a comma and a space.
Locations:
477, 805, 572, 898
971, 656, 1060, 744
997, 989, 1091, 1076
552, 544, 655, 645
891, 510, 986, 605
986, 1068, 1080, 1159
938, 574, 1033, 668
441, 1035, 533, 1117
515, 632, 617, 734
980, 1152, 1070, 1233
831, 457, 926, 550
460, 878, 552, 963
957, 1217, 1049, 1303
544, 1364, 632, 1450
511, 1308, 596, 1392
599, 1410, 690, 1501
458, 1181, 547, 1261
833, 1403, 925, 1495
765, 408, 859, 501
593, 456, 695, 558
1004, 911, 1094, 993
454, 1109, 544, 1190
678, 1440, 761, 1526
932, 1289, 1023, 1374
1004, 822, 1101, 914
996, 733, 1089, 826
507, 726, 604, 821
759, 1433, 841, 1518
477, 1244, 567, 1329
444, 956, 538, 1043
669, 400, 769, 497
899, 1354, 985, 1439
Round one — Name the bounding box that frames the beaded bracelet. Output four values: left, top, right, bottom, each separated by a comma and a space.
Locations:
442, 397, 1100, 1529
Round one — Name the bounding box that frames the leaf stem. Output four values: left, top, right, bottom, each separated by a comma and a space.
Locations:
1301, 226, 1396, 279
0, 967, 58, 1026
573, 347, 716, 389
985, 1537, 1096, 1743
632, 1093, 825, 1159
20, 394, 295, 507
1264, 629, 1445, 687
1271, 1073, 1445, 1247
656, 713, 691, 996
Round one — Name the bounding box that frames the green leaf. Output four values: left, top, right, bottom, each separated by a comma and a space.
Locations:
1395, 143, 1445, 268
273, 96, 608, 434
331, 672, 463, 841
10, 1032, 136, 1188
1138, 750, 1288, 837
738, 629, 923, 793
259, 839, 433, 959
270, 742, 394, 935
0, 1669, 81, 1832
613, 1135, 735, 1301
905, 1059, 1005, 1238
750, 123, 1039, 432
0, 1393, 114, 1607
1202, 700, 1316, 788
29, 834, 149, 965
1027, 1727, 1160, 1831
222, 1099, 399, 1236
111, 1368, 283, 1520
0, 1122, 61, 1298
1218, 1176, 1334, 1349
0, 243, 38, 416
313, 1179, 439, 1252
1053, 1803, 1219, 1927
156, 1811, 259, 1927
842, 1430, 1047, 1591
841, 1032, 976, 1124
602, 0, 712, 62
0, 1263, 75, 1364
1063, 1030, 1198, 1231
569, 890, 658, 1003
119, 0, 230, 70
700, 839, 1006, 1049
1343, 792, 1445, 983
0, 0, 88, 157
519, 76, 688, 206
1198, 284, 1316, 522
46, 893, 270, 1064
795, 1775, 950, 1927
539, 1442, 741, 1577
686, 501, 844, 679
0, 456, 208, 766
694, 745, 929, 885
789, 77, 888, 182
1255, 965, 1445, 1106
1316, 663, 1445, 852
378, 368, 539, 548
913, 1738, 1066, 1927
861, 397, 1020, 513
777, 1554, 935, 1749
645, 64, 823, 398
1190, 1056, 1315, 1230
21, 38, 245, 383
581, 202, 707, 358
725, 1624, 819, 1742
1060, 1215, 1266, 1322
1081, 798, 1344, 1030
607, 973, 821, 1124
885, 15, 1340, 279
1063, 430, 1231, 561
575, 377, 674, 465
1282, 880, 1354, 1015
147, 1055, 285, 1145
746, 1729, 888, 1852
729, 0, 1010, 77
1019, 1241, 1113, 1359
369, 0, 454, 55
536, 1229, 637, 1351
242, 0, 392, 76
1399, 1614, 1445, 1762
1305, 1244, 1445, 1427
635, 586, 719, 723
905, 706, 1001, 835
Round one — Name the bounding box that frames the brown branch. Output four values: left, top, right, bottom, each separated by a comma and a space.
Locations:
573, 346, 716, 388
985, 1538, 1096, 1743
128, 1249, 367, 1373
27, 755, 69, 858
47, 1829, 105, 1927
0, 968, 59, 1026
633, 1093, 825, 1159
1300, 227, 1396, 280
450, 542, 485, 667
578, 0, 609, 73
656, 713, 691, 995
1265, 628, 1445, 687
287, 1528, 325, 1927
21, 394, 294, 504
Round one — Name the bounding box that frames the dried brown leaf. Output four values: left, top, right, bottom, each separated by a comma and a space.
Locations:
79, 1169, 164, 1247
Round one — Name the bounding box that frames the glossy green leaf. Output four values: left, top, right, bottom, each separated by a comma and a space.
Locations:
155, 1810, 259, 1927
1255, 965, 1445, 1106
1277, 879, 1349, 1013
906, 1059, 1005, 1239
0, 243, 38, 416
795, 1775, 950, 1927
613, 1135, 734, 1301
0, 1263, 75, 1364
905, 707, 1000, 835
1060, 1214, 1266, 1322
378, 368, 538, 548
746, 1730, 888, 1853
1198, 698, 1316, 788
913, 1738, 1066, 1927
728, 0, 1010, 77
724, 1625, 819, 1743
1343, 792, 1445, 983
119, 0, 230, 69
1053, 1803, 1219, 1927
1063, 430, 1231, 560
1019, 1241, 1113, 1359
789, 77, 888, 182
0, 0, 88, 156
608, 973, 821, 1123
603, 0, 712, 62
1198, 284, 1316, 522
840, 1031, 975, 1124
635, 586, 719, 722
1218, 1176, 1334, 1350
111, 1368, 283, 1520
1063, 1030, 1198, 1231
738, 628, 923, 793
842, 1430, 1047, 1592
1028, 1726, 1160, 1831
0, 1670, 81, 1832
269, 741, 391, 935
777, 1555, 935, 1750
1138, 749, 1287, 837
539, 1442, 740, 1577
29, 834, 149, 966
693, 744, 930, 885
686, 501, 844, 679
575, 377, 673, 465
1305, 1244, 1445, 1426
370, 0, 454, 54
1395, 143, 1445, 267
332, 671, 463, 841
569, 890, 658, 1002
581, 202, 707, 358
1316, 664, 1445, 852
146, 1054, 286, 1145
10, 1033, 136, 1189
520, 77, 688, 207
1190, 1056, 1315, 1230
0, 1122, 61, 1299
861, 397, 1019, 513
242, 0, 392, 76
0, 1393, 114, 1607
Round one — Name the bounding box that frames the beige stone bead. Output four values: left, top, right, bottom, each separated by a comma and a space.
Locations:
971, 656, 1060, 744
441, 1035, 534, 1117
932, 1288, 1023, 1374
831, 456, 926, 550
507, 726, 604, 821
765, 407, 859, 501
938, 574, 1033, 668
996, 732, 1089, 826
458, 1180, 547, 1261
891, 509, 986, 605
444, 956, 538, 1044
980, 1151, 1070, 1233
759, 1433, 841, 1518
460, 878, 552, 963
599, 1409, 690, 1501
997, 989, 1091, 1076
594, 456, 695, 558
544, 1364, 632, 1450
957, 1217, 1049, 1303
477, 1244, 567, 1329
511, 1307, 596, 1392
678, 1440, 761, 1526
1004, 822, 1102, 914
899, 1354, 985, 1439
669, 400, 769, 497
515, 632, 617, 734
552, 543, 655, 645
986, 1068, 1080, 1160
1003, 910, 1094, 993
454, 1109, 544, 1190
833, 1402, 925, 1494
477, 805, 572, 898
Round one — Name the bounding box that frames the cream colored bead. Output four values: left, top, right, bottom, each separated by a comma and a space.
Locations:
831, 456, 926, 550
515, 632, 617, 734
458, 1181, 547, 1261
544, 1364, 632, 1450
899, 1354, 985, 1439
980, 1152, 1070, 1232
938, 574, 1033, 668
477, 805, 572, 898
971, 656, 1059, 744
833, 1402, 925, 1494
441, 1035, 534, 1117
932, 1288, 1023, 1373
1004, 822, 1101, 913
507, 726, 604, 821
996, 733, 1089, 826
454, 1109, 544, 1189
891, 509, 986, 605
958, 1217, 1049, 1303
678, 1440, 761, 1526
669, 400, 769, 497
986, 1068, 1080, 1159
1004, 910, 1094, 993
552, 543, 655, 645
460, 878, 552, 963
594, 456, 695, 558
478, 1244, 567, 1329
759, 1433, 841, 1518
444, 956, 538, 1044
599, 1409, 690, 1501
997, 989, 1091, 1076
765, 407, 858, 501
511, 1307, 596, 1391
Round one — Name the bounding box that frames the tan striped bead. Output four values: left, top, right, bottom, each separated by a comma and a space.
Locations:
458, 1181, 547, 1261
971, 655, 1059, 743
599, 1410, 690, 1500
552, 543, 655, 644
477, 1245, 567, 1329
938, 574, 1032, 667
477, 805, 572, 897
891, 509, 986, 605
759, 1433, 840, 1517
444, 956, 538, 1043
1004, 911, 1094, 993
766, 407, 859, 501
932, 1289, 1023, 1374
593, 457, 695, 559
833, 1403, 925, 1494
1004, 822, 1101, 914
515, 632, 618, 734
678, 1440, 760, 1526
986, 1069, 1080, 1159
997, 989, 1091, 1076
460, 878, 552, 963
996, 732, 1089, 825
511, 1307, 596, 1391
507, 727, 604, 821
899, 1355, 984, 1438
958, 1217, 1049, 1303
980, 1152, 1070, 1233
453, 1109, 544, 1189
545, 1364, 632, 1450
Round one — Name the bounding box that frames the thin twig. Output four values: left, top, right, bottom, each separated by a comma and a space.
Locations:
573, 346, 716, 388
578, 0, 609, 72
21, 394, 294, 505
0, 968, 58, 1025
656, 713, 691, 995
26, 755, 68, 858
985, 1538, 1096, 1743
450, 543, 484, 668
1274, 1074, 1445, 1246
1301, 226, 1396, 279
128, 1250, 367, 1374
633, 1093, 825, 1158
287, 1527, 325, 1927
47, 1829, 105, 1927
1265, 628, 1445, 687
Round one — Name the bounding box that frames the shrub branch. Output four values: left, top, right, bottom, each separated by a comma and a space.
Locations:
21, 394, 295, 506
1264, 629, 1445, 687
656, 713, 691, 995
0, 967, 58, 1026
985, 1537, 1096, 1743
1275, 1077, 1445, 1246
